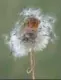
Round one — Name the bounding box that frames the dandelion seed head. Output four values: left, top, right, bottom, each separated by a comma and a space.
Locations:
3, 8, 56, 57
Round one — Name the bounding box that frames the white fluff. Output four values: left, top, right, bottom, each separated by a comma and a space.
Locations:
3, 8, 56, 57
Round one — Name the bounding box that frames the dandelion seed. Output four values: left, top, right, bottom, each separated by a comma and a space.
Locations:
3, 8, 56, 57
3, 8, 56, 79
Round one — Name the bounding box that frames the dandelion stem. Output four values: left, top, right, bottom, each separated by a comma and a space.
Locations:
30, 49, 35, 80
27, 48, 35, 79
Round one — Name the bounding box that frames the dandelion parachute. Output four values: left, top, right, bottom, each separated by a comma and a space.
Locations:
3, 8, 56, 57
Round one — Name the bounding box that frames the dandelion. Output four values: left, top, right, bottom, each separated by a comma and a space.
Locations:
3, 8, 56, 79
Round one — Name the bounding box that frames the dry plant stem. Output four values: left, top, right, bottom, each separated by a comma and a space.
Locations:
26, 48, 35, 79
30, 49, 35, 80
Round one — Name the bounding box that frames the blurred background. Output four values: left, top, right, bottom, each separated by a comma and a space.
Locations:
0, 0, 61, 79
